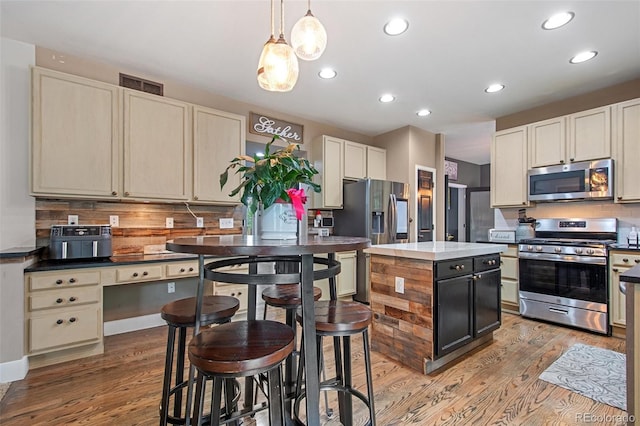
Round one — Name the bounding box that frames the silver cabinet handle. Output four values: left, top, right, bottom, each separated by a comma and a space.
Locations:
61, 241, 68, 259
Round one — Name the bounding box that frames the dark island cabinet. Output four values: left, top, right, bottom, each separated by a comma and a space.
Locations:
435, 254, 502, 358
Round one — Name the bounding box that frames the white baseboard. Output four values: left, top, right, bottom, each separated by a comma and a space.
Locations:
104, 313, 166, 336
0, 356, 28, 383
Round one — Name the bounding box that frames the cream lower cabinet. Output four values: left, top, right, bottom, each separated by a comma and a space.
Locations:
491, 126, 529, 208
500, 245, 519, 312
25, 269, 103, 358
315, 251, 357, 300
31, 67, 121, 199
614, 98, 640, 203
193, 106, 246, 203
609, 251, 640, 327
212, 264, 249, 314
123, 89, 191, 201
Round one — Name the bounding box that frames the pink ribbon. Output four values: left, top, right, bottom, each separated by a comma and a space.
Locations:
286, 188, 308, 220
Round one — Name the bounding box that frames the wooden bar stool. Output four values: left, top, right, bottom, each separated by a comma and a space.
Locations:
189, 320, 295, 426
294, 300, 376, 426
160, 295, 240, 426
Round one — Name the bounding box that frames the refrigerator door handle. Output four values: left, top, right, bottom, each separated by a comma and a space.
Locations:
389, 193, 397, 241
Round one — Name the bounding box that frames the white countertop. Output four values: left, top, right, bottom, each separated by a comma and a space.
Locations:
364, 241, 508, 261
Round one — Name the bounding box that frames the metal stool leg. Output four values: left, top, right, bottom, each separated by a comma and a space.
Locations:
363, 329, 376, 426
174, 326, 187, 421
267, 365, 285, 425
160, 324, 177, 426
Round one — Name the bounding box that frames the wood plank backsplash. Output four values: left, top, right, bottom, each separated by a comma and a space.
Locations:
36, 199, 244, 256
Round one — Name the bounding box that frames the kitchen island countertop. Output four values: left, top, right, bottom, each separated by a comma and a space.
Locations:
364, 241, 508, 261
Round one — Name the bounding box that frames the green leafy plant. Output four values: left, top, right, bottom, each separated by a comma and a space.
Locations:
220, 135, 321, 215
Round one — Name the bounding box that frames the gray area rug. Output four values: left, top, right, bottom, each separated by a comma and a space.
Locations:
539, 343, 626, 411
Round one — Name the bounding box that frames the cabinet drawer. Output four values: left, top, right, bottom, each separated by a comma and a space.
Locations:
29, 286, 100, 311
503, 245, 518, 257
165, 261, 198, 278
610, 253, 640, 267
213, 284, 247, 313
474, 254, 500, 273
115, 264, 163, 283
30, 270, 100, 291
501, 279, 518, 304
501, 256, 518, 280
436, 258, 473, 280
29, 305, 101, 353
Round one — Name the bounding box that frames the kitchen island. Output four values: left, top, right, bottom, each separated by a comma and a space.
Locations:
365, 241, 507, 374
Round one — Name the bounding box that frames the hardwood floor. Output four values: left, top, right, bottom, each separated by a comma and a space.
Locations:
0, 313, 627, 425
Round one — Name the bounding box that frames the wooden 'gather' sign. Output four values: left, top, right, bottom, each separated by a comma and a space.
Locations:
249, 112, 304, 143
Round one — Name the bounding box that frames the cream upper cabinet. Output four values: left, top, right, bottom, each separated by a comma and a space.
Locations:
613, 98, 640, 203
366, 146, 387, 180
193, 106, 245, 203
491, 126, 529, 208
343, 140, 367, 180
123, 89, 191, 201
529, 117, 565, 168
31, 67, 121, 199
312, 135, 344, 209
567, 106, 611, 163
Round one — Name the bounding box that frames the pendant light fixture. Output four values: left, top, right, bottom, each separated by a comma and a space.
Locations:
257, 0, 299, 92
291, 0, 327, 61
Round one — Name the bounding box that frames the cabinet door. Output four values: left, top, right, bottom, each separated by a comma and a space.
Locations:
322, 136, 344, 208
474, 269, 501, 336
336, 251, 357, 297
529, 117, 565, 167
366, 146, 387, 180
193, 106, 245, 203
32, 67, 120, 198
614, 99, 640, 203
343, 141, 367, 180
491, 126, 528, 207
568, 106, 611, 163
123, 90, 191, 201
610, 267, 629, 327
436, 275, 473, 357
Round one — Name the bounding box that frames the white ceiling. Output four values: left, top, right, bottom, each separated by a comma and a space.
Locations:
2, 1, 639, 165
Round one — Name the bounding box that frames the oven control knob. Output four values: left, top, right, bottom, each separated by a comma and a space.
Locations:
587, 249, 594, 255
554, 247, 561, 253
536, 246, 543, 252
575, 248, 583, 254
527, 245, 534, 251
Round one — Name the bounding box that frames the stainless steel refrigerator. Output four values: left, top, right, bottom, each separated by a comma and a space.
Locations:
334, 179, 410, 303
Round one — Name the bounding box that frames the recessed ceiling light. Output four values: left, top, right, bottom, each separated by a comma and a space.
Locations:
318, 68, 337, 79
570, 50, 598, 64
485, 84, 505, 93
384, 18, 409, 36
379, 94, 395, 103
417, 109, 431, 117
542, 11, 575, 30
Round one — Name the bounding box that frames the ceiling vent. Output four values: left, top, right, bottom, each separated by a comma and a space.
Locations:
119, 73, 164, 96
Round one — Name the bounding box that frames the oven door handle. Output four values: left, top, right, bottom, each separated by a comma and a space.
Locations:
518, 251, 606, 265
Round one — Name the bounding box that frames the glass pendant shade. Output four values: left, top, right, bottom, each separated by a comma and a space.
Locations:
258, 36, 299, 92
291, 11, 327, 61
257, 36, 278, 90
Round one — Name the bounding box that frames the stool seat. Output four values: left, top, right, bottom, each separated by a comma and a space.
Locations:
262, 284, 322, 308
161, 295, 239, 326
298, 300, 372, 334
189, 320, 295, 377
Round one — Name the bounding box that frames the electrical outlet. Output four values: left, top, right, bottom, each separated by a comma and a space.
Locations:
109, 215, 119, 227
395, 276, 405, 294
68, 215, 79, 225
219, 218, 234, 229
167, 282, 175, 293
166, 217, 174, 228
196, 217, 204, 228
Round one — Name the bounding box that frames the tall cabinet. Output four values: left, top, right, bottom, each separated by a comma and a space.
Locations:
614, 98, 640, 203
31, 67, 121, 199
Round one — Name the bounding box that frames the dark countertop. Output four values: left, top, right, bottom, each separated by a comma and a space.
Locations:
25, 253, 203, 273
610, 244, 640, 252
0, 246, 45, 259
621, 264, 640, 284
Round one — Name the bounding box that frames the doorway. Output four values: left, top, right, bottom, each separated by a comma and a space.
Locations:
416, 167, 436, 242
446, 182, 467, 241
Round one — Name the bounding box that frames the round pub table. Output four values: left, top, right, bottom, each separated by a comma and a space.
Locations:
166, 234, 370, 426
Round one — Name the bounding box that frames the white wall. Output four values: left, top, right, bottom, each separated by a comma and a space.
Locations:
1, 37, 36, 249
0, 37, 35, 381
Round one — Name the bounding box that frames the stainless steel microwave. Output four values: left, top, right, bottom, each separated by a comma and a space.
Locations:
528, 159, 613, 202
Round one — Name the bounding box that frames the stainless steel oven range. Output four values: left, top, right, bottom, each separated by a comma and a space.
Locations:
518, 218, 617, 335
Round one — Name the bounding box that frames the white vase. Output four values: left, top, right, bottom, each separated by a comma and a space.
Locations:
260, 203, 298, 240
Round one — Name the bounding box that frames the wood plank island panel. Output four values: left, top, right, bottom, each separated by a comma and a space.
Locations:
370, 254, 434, 373
35, 199, 244, 255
